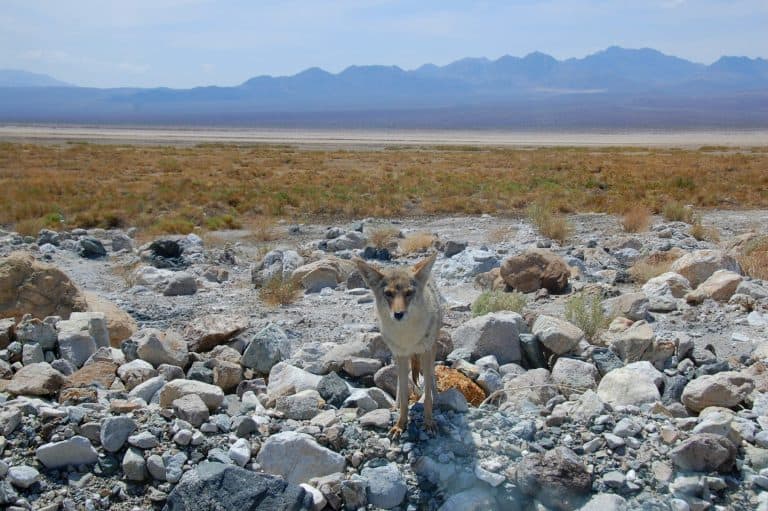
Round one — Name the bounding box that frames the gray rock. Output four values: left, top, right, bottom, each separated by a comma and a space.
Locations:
267, 362, 321, 398
147, 454, 166, 481
36, 436, 98, 468
123, 447, 148, 481
241, 323, 291, 374
128, 375, 166, 403
256, 431, 345, 484
163, 271, 197, 296
77, 237, 107, 259
670, 250, 740, 288
597, 365, 661, 407
21, 342, 44, 365
128, 431, 159, 449
609, 320, 654, 362
159, 379, 225, 410
163, 462, 310, 511
0, 408, 22, 436
517, 446, 591, 511
532, 315, 584, 355
228, 438, 251, 467
117, 359, 157, 390
275, 389, 324, 420
603, 292, 649, 321
15, 316, 58, 349
359, 408, 391, 429
670, 433, 737, 473
361, 463, 407, 509
551, 357, 598, 397
111, 233, 133, 252
343, 356, 382, 377
173, 394, 210, 427
681, 371, 754, 412
451, 312, 525, 364
435, 388, 469, 413
100, 416, 137, 452
7, 465, 39, 489
437, 487, 497, 511
57, 323, 97, 368
317, 372, 351, 408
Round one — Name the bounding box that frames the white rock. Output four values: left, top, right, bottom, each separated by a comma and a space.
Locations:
255, 431, 345, 484
36, 436, 98, 468
7, 465, 39, 489
597, 366, 660, 407
228, 438, 251, 467
532, 315, 584, 355
159, 379, 224, 410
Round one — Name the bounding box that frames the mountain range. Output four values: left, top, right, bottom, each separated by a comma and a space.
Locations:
1, 47, 766, 129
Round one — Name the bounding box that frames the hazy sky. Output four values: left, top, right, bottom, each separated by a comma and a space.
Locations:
2, 0, 766, 88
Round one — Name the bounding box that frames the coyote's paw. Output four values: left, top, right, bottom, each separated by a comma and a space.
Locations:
388, 424, 405, 440
423, 419, 437, 436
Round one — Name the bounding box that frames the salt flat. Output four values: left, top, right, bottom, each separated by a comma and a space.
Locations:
1, 125, 766, 148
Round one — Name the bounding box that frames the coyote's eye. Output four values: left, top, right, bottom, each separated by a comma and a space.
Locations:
384, 290, 395, 298
404, 289, 414, 297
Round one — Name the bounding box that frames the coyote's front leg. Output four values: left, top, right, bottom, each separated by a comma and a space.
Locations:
389, 355, 411, 439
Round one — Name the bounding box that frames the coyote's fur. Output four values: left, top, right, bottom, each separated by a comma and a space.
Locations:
354, 253, 442, 439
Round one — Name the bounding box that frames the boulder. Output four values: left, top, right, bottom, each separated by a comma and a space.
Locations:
183, 314, 249, 353
361, 464, 407, 509
36, 436, 98, 468
670, 433, 737, 473
500, 249, 569, 293
451, 312, 524, 364
685, 270, 743, 304
163, 462, 310, 511
83, 292, 137, 346
642, 272, 691, 299
0, 252, 87, 321
117, 359, 157, 391
241, 323, 291, 374
256, 431, 345, 484
681, 372, 755, 412
603, 292, 648, 321
609, 320, 654, 362
163, 272, 197, 296
66, 360, 117, 389
172, 394, 210, 427
14, 315, 57, 349
597, 366, 661, 407
267, 362, 322, 398
134, 329, 189, 368
3, 362, 67, 396
551, 358, 598, 398
292, 258, 356, 293
517, 446, 591, 511
159, 379, 225, 410
532, 315, 584, 355
670, 250, 741, 288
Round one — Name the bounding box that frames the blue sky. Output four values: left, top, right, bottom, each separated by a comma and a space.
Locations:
1, 0, 766, 88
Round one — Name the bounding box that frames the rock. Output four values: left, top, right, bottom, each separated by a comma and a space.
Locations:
670, 433, 737, 473
532, 315, 584, 355
163, 462, 310, 511
183, 314, 249, 353
4, 362, 67, 396
444, 240, 468, 258
0, 317, 15, 349
0, 252, 87, 320
451, 312, 525, 364
373, 365, 398, 398
578, 493, 628, 511
737, 280, 768, 300
517, 446, 591, 511
267, 362, 322, 398
36, 436, 98, 468
56, 312, 109, 367
159, 379, 225, 410
597, 365, 661, 407
66, 360, 117, 389
624, 361, 664, 388
276, 389, 325, 420
128, 431, 159, 449
292, 258, 355, 292
7, 465, 39, 489
212, 360, 242, 393
37, 229, 60, 246
83, 292, 137, 346
163, 271, 197, 296
359, 408, 391, 429
437, 487, 497, 511
603, 292, 648, 321
14, 315, 57, 349
551, 358, 598, 397
117, 359, 157, 390
256, 431, 346, 484
681, 371, 754, 412
591, 348, 623, 376
123, 447, 148, 481
77, 237, 107, 258
500, 368, 557, 409
571, 389, 607, 422
361, 463, 407, 509
228, 438, 251, 467
0, 408, 22, 436
685, 270, 743, 304
111, 233, 133, 252
241, 323, 291, 374
128, 375, 166, 402
100, 416, 137, 452
670, 250, 741, 288
500, 249, 570, 293
609, 320, 654, 362
343, 356, 382, 377
22, 342, 44, 365
134, 328, 189, 368
317, 372, 351, 408
435, 388, 469, 413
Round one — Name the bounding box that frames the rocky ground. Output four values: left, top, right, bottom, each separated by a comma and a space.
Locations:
0, 210, 767, 511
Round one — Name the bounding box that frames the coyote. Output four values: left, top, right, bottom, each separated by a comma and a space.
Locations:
354, 253, 442, 439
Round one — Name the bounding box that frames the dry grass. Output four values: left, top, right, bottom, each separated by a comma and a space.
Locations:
399, 231, 436, 254
243, 217, 281, 242
737, 236, 768, 280
564, 292, 608, 341
662, 201, 695, 223
621, 205, 651, 233
689, 218, 721, 243
471, 290, 527, 316
259, 274, 302, 306
368, 225, 401, 249
1, 143, 767, 234
629, 250, 682, 284
527, 202, 571, 243
487, 225, 516, 243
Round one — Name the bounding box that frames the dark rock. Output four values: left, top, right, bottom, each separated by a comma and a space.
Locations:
591, 348, 624, 377
77, 237, 107, 259
361, 246, 391, 261
662, 375, 688, 405
163, 462, 311, 511
317, 372, 350, 408
151, 239, 183, 259
444, 240, 468, 258
519, 333, 547, 369
517, 446, 591, 511
187, 362, 214, 384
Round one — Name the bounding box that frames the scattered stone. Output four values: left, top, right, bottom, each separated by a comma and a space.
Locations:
532, 315, 584, 355
517, 446, 591, 511
36, 436, 98, 468
451, 311, 524, 363
500, 249, 570, 293
670, 433, 737, 473
163, 271, 197, 296
681, 371, 754, 412
241, 323, 291, 374
256, 431, 345, 484
361, 463, 407, 509
183, 313, 249, 353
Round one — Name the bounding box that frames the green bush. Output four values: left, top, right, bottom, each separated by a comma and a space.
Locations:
471, 290, 527, 316
564, 292, 607, 341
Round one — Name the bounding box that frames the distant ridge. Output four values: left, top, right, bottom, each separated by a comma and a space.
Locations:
0, 69, 73, 88
1, 47, 766, 128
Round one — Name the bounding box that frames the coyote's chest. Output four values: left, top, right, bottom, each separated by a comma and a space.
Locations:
377, 291, 440, 358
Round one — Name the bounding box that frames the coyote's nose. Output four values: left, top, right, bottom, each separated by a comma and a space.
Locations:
393, 311, 405, 320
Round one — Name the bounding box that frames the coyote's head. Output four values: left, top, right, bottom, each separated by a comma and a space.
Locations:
354, 253, 436, 321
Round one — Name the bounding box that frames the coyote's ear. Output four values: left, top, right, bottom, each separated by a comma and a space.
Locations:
353, 257, 384, 288
412, 252, 437, 284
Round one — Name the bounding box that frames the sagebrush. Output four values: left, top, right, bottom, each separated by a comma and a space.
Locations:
471, 290, 527, 316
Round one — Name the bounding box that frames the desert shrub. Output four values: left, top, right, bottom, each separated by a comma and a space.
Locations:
158, 157, 182, 173
151, 215, 195, 234
471, 290, 527, 316
204, 214, 241, 231
564, 292, 607, 341
368, 225, 401, 249
400, 231, 435, 254
527, 202, 571, 243
244, 217, 280, 242
738, 236, 768, 280
662, 201, 695, 223
629, 252, 678, 284
689, 218, 720, 243
621, 205, 651, 233
260, 274, 302, 306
